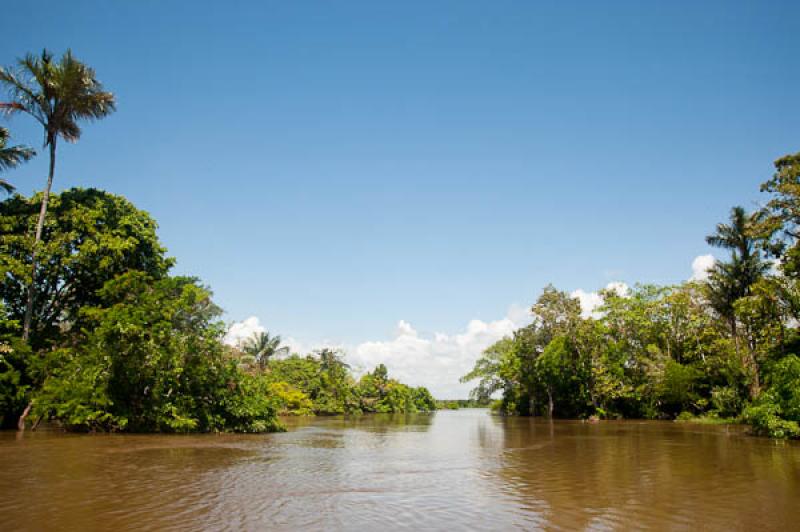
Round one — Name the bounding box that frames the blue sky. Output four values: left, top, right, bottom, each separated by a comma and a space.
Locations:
2, 1, 798, 395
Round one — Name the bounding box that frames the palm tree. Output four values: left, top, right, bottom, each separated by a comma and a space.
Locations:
242, 331, 289, 370
705, 206, 770, 331
317, 348, 350, 373
0, 126, 34, 193
0, 49, 115, 340
705, 206, 770, 400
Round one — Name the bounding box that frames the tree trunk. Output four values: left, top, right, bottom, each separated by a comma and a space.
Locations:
749, 366, 761, 400
22, 137, 56, 341
17, 401, 32, 432
547, 388, 554, 418
746, 345, 761, 400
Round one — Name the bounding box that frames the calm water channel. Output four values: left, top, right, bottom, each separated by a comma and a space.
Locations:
1, 409, 799, 531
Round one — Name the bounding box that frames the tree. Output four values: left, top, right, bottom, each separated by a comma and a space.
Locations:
314, 348, 354, 414
32, 272, 283, 433
317, 347, 350, 374
355, 364, 436, 413
241, 331, 289, 370
0, 188, 172, 346
0, 126, 34, 193
0, 49, 115, 340
461, 337, 521, 410
705, 206, 769, 336
759, 152, 800, 276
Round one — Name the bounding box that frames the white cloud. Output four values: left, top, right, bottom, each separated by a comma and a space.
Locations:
690, 254, 716, 282
570, 282, 629, 318
224, 316, 265, 347
571, 289, 604, 318
348, 307, 529, 398
225, 306, 531, 399
395, 319, 417, 337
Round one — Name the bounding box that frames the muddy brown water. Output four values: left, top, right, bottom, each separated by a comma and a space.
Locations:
1, 409, 799, 531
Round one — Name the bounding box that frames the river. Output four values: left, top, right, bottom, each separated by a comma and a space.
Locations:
1, 409, 798, 530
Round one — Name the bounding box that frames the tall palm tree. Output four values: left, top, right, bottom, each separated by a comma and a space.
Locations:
0, 126, 34, 193
0, 49, 115, 340
705, 206, 770, 329
242, 331, 290, 370
705, 206, 771, 400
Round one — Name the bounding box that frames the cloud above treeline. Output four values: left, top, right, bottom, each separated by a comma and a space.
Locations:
224, 307, 531, 399
224, 256, 717, 398
224, 316, 265, 346
570, 281, 630, 319
690, 254, 716, 281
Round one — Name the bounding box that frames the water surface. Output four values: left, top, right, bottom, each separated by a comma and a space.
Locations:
1, 409, 798, 530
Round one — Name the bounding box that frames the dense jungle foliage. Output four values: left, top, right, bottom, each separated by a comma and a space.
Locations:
0, 189, 435, 432
260, 355, 437, 415
462, 152, 800, 438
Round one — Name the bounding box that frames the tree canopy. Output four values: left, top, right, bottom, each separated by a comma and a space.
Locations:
463, 151, 800, 439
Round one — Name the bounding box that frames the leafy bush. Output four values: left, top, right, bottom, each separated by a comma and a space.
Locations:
711, 386, 744, 418
742, 355, 800, 439
0, 340, 28, 428
268, 381, 314, 416
657, 360, 702, 416
32, 273, 283, 433
743, 402, 800, 439
355, 364, 437, 413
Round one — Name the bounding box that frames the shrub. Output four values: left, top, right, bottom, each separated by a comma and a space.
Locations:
742, 402, 800, 439
268, 381, 314, 416
31, 273, 283, 433
711, 386, 744, 418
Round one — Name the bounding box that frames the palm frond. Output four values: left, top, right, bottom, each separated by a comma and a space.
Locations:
0, 126, 35, 180
0, 49, 116, 144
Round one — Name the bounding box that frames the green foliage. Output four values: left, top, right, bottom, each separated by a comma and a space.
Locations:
765, 355, 800, 422
461, 154, 800, 440
711, 386, 744, 418
705, 206, 769, 330
435, 398, 491, 409
31, 272, 282, 432
0, 339, 28, 428
742, 403, 800, 439
268, 381, 314, 416
33, 346, 125, 431
0, 127, 34, 194
241, 331, 289, 371
0, 188, 283, 433
461, 259, 800, 437
743, 355, 800, 438
655, 359, 702, 416
264, 357, 436, 415
759, 152, 800, 277
0, 188, 172, 346
355, 366, 436, 413
460, 336, 520, 404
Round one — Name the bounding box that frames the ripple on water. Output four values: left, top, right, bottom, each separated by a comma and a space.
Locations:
1, 412, 799, 530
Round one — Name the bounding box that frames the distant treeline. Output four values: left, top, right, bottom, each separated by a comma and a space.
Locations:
252, 351, 437, 416
436, 399, 492, 409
